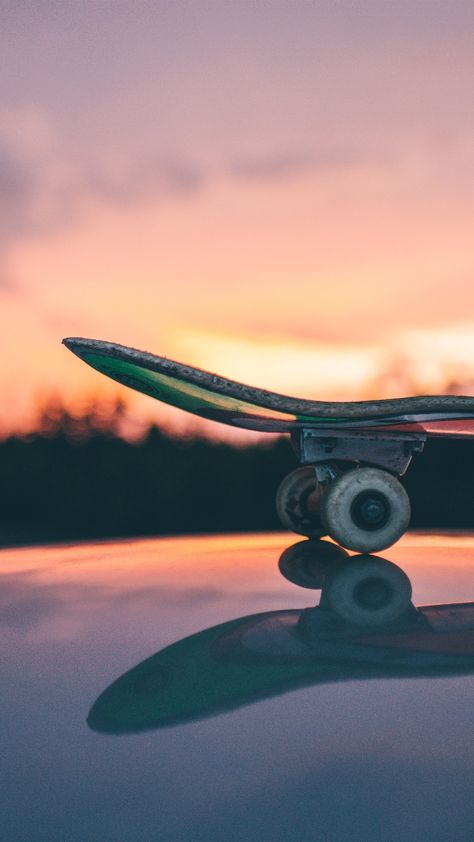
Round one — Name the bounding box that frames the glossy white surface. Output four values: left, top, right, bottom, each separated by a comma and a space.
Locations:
1, 532, 473, 841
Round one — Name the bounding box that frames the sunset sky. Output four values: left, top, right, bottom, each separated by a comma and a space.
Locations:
1, 1, 473, 438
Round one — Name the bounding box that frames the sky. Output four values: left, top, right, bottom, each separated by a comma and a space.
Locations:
0, 0, 473, 437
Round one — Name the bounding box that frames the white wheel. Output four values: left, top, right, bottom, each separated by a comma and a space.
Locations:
323, 555, 412, 626
278, 538, 348, 589
320, 467, 410, 552
276, 467, 326, 538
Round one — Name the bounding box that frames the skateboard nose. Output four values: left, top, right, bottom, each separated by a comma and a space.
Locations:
62, 337, 96, 359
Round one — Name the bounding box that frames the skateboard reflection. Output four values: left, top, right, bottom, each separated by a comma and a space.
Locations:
88, 545, 474, 735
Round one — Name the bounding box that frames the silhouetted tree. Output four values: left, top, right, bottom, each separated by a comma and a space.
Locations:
0, 399, 472, 547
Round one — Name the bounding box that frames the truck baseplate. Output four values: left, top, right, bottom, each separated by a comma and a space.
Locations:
291, 428, 426, 477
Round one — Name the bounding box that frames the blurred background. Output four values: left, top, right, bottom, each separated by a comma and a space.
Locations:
1, 1, 473, 545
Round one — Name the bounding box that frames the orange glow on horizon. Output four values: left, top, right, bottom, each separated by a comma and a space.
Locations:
2, 314, 474, 441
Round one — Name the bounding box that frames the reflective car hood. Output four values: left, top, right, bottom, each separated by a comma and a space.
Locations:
1, 532, 473, 841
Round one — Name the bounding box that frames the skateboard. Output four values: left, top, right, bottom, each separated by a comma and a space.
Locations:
63, 337, 474, 558
88, 596, 474, 733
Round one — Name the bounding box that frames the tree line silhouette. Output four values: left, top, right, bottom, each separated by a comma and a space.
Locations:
0, 399, 472, 547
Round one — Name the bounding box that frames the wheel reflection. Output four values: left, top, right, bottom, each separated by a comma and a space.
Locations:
278, 538, 348, 589
279, 540, 415, 626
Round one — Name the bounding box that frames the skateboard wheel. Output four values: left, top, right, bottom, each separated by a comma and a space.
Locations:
323, 555, 412, 626
275, 467, 327, 538
320, 467, 410, 552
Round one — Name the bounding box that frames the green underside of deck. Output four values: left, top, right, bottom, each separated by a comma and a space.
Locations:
83, 352, 338, 425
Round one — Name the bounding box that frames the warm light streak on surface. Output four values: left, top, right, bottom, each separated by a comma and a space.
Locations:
2, 530, 473, 588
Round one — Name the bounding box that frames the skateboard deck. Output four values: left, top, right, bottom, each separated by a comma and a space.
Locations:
88, 602, 474, 733
63, 338, 474, 436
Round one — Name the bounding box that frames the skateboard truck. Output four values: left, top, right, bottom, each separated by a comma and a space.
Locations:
276, 429, 427, 553
293, 428, 426, 477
